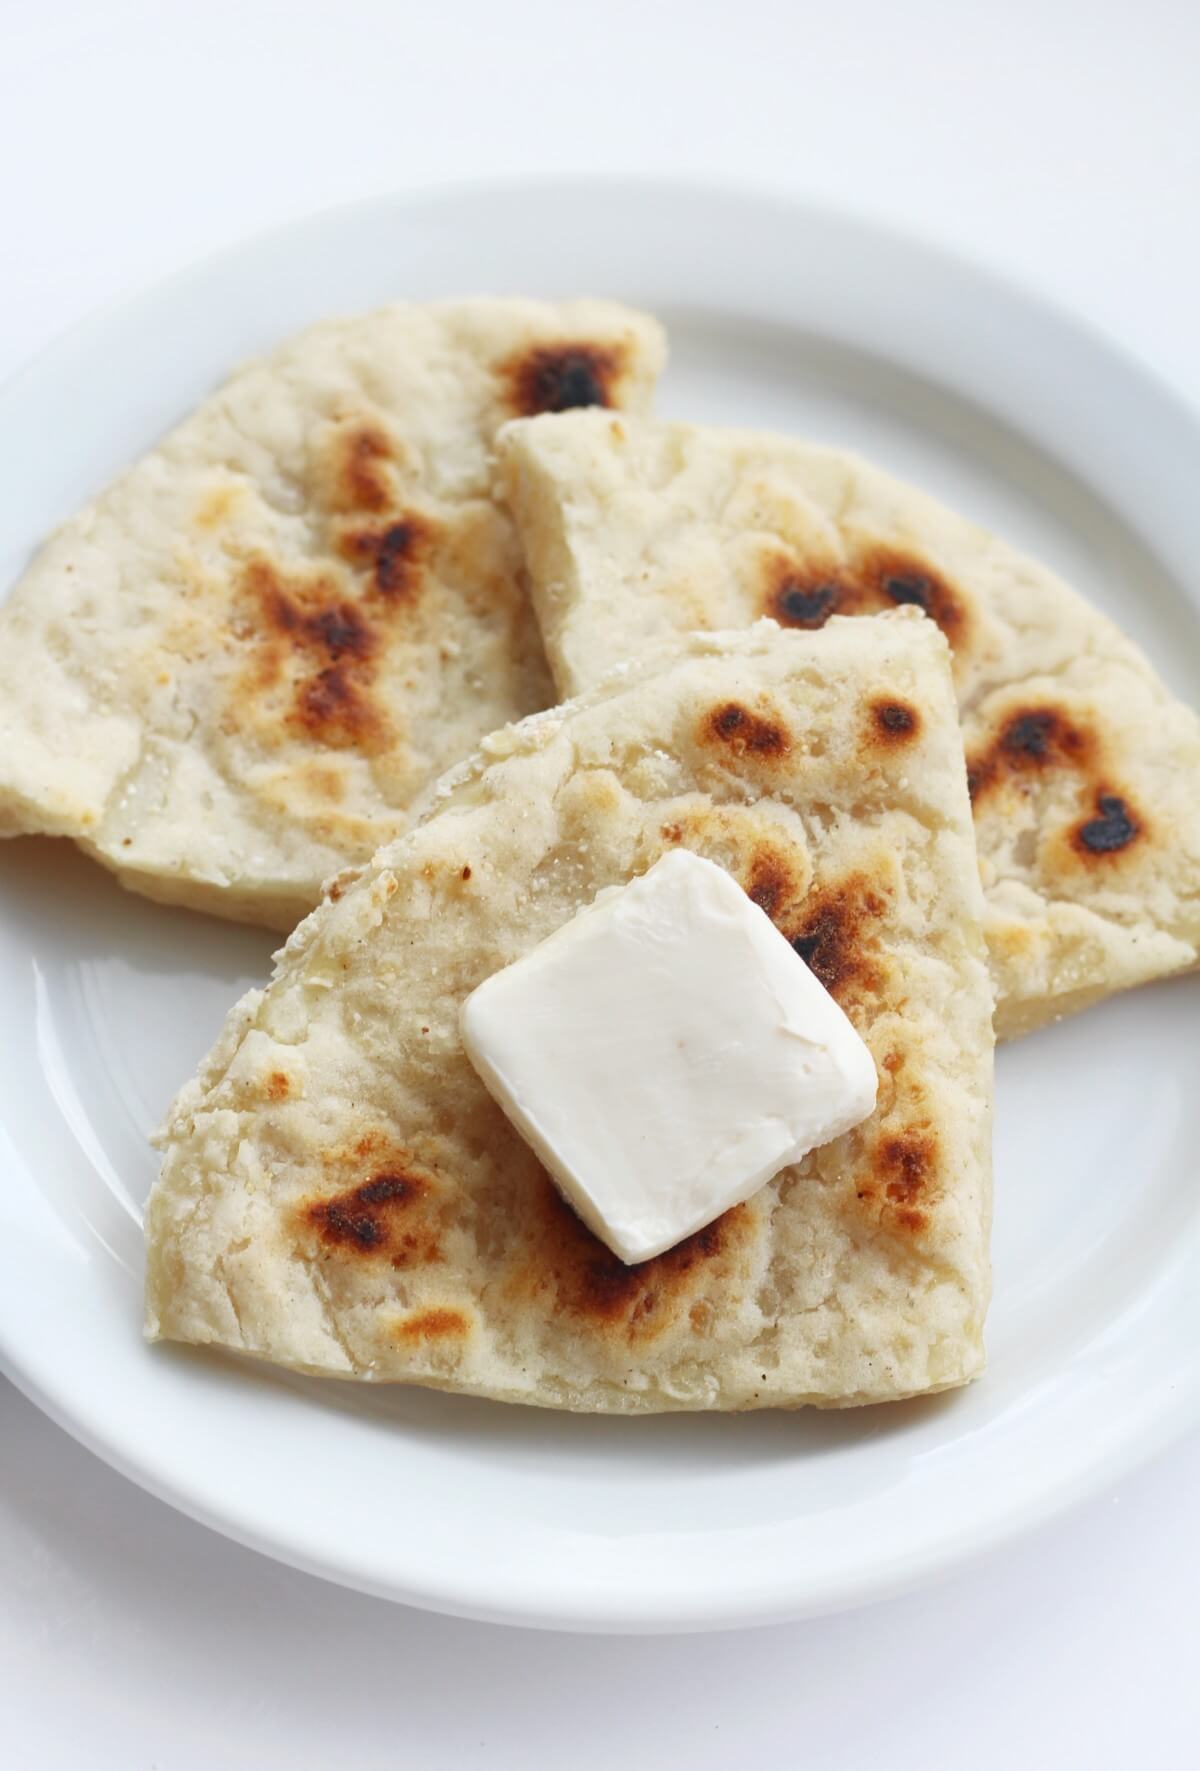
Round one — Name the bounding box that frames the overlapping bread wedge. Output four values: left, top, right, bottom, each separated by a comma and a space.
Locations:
147, 613, 994, 1410
0, 300, 664, 929
498, 410, 1200, 1037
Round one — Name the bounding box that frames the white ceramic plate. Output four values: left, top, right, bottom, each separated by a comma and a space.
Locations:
1, 181, 1198, 1633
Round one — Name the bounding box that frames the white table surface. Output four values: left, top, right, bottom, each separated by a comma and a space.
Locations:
2, 2, 1197, 1764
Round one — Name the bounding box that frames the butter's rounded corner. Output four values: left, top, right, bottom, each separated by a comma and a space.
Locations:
457, 983, 489, 1068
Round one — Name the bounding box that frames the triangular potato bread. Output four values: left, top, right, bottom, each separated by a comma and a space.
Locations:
498, 411, 1200, 1038
147, 613, 994, 1410
0, 300, 664, 929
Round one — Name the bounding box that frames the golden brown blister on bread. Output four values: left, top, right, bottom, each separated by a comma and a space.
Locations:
147, 614, 994, 1410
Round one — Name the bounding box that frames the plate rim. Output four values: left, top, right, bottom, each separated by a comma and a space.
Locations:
2, 174, 1199, 1633
4, 169, 1199, 440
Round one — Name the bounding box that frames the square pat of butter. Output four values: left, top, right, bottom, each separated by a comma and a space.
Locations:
460, 849, 877, 1264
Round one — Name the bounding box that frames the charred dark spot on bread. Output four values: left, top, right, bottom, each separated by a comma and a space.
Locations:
238, 558, 401, 754
266, 591, 375, 662
762, 544, 966, 648
862, 547, 965, 645
338, 513, 438, 601
777, 581, 841, 628
306, 604, 374, 658
308, 1173, 421, 1250
512, 1180, 750, 1343
881, 572, 931, 609
742, 845, 806, 924
295, 665, 389, 752
969, 704, 1143, 865
1071, 791, 1142, 858
967, 705, 1093, 800
703, 701, 791, 758
746, 853, 789, 917
875, 1131, 935, 1206
1001, 711, 1061, 759
851, 1129, 937, 1236
246, 558, 377, 662
867, 698, 920, 747
786, 874, 888, 1005
332, 421, 395, 513
764, 556, 846, 629
302, 1165, 441, 1268
296, 660, 354, 731
392, 1307, 470, 1343
504, 341, 625, 416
